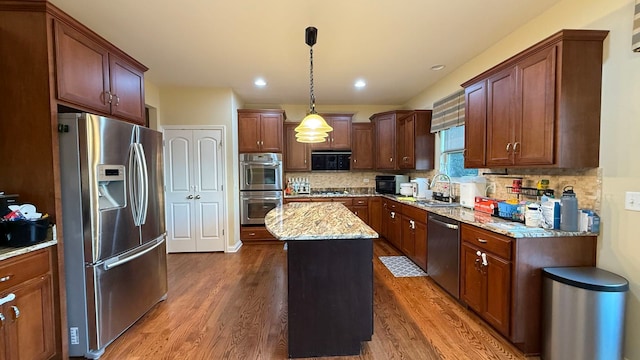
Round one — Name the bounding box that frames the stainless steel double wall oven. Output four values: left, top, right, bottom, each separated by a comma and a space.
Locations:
239, 153, 283, 225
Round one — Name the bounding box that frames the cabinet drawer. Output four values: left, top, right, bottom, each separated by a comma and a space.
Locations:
0, 248, 51, 293
331, 198, 354, 206
401, 204, 427, 222
240, 227, 277, 241
353, 197, 369, 206
461, 224, 512, 260
383, 199, 401, 211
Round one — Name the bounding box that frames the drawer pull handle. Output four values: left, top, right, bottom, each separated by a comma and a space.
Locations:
11, 306, 19, 320
477, 238, 488, 243
0, 275, 12, 282
0, 293, 16, 306
0, 313, 4, 328
249, 232, 256, 236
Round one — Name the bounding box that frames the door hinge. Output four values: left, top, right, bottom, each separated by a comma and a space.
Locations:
57, 123, 69, 133
222, 229, 225, 236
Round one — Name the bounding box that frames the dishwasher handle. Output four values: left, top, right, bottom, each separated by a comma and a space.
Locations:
428, 215, 459, 230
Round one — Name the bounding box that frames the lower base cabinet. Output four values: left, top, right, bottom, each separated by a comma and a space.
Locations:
0, 249, 55, 360
400, 205, 427, 271
240, 225, 277, 242
460, 223, 597, 355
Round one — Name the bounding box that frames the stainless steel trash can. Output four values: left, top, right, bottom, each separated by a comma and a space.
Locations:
542, 267, 629, 360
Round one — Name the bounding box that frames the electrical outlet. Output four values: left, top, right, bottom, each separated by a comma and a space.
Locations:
624, 192, 640, 211
70, 327, 79, 345
363, 178, 369, 183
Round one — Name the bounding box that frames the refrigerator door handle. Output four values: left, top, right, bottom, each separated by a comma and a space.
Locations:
128, 143, 140, 225
103, 236, 166, 271
137, 143, 149, 225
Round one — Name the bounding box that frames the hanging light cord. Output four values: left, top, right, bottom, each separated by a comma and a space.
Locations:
309, 47, 316, 114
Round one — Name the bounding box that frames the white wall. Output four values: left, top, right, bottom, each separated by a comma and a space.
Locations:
157, 86, 241, 251
406, 0, 640, 358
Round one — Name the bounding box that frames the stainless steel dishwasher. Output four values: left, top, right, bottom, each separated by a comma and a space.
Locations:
427, 213, 461, 299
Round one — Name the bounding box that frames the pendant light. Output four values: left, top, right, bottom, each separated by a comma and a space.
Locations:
295, 26, 333, 142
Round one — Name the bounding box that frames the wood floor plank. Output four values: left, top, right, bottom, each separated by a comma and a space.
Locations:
98, 240, 537, 360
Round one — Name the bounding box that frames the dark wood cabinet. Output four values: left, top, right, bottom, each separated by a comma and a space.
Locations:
238, 109, 285, 153
368, 197, 382, 235
400, 205, 427, 271
240, 225, 277, 242
460, 231, 512, 337
462, 29, 608, 168
311, 114, 352, 150
351, 123, 375, 170
54, 20, 146, 125
460, 223, 598, 355
381, 199, 402, 250
370, 110, 434, 171
0, 249, 55, 360
284, 123, 310, 171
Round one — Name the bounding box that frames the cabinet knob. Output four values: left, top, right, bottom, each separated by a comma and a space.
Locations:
114, 94, 120, 106
390, 211, 395, 219
256, 141, 260, 146
390, 157, 393, 162
0, 313, 4, 328
506, 143, 512, 153
353, 159, 357, 163
409, 219, 415, 229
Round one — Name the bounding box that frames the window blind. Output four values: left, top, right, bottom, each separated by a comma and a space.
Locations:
430, 89, 465, 133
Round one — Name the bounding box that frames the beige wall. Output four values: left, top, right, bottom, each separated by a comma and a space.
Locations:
406, 0, 640, 358
157, 86, 242, 251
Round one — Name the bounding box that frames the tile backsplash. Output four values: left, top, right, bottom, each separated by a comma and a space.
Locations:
285, 168, 601, 211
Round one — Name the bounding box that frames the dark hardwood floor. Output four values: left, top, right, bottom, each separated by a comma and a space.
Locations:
99, 239, 536, 360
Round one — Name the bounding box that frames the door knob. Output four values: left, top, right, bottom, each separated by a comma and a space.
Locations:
195, 195, 201, 199
187, 195, 194, 199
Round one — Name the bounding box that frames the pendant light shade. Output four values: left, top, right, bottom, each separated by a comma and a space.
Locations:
296, 27, 332, 143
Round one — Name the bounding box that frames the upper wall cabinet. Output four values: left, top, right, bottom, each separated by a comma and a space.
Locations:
238, 109, 285, 153
370, 110, 435, 171
311, 113, 353, 151
54, 20, 147, 125
351, 123, 375, 170
284, 122, 311, 171
462, 29, 609, 168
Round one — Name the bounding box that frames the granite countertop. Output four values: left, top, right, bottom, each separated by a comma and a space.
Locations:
382, 195, 599, 239
0, 225, 57, 261
265, 202, 378, 241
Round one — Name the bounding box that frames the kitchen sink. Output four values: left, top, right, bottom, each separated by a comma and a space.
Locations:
416, 200, 460, 207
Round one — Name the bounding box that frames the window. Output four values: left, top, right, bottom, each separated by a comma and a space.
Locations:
439, 125, 478, 178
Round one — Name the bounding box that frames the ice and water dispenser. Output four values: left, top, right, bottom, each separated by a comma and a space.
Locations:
96, 165, 126, 210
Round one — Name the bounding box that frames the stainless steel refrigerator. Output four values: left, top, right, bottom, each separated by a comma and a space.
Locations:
58, 113, 168, 359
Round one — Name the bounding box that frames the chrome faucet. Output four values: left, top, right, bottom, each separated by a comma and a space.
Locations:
430, 173, 453, 203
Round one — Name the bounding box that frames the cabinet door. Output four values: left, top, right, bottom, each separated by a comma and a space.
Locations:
413, 220, 427, 271
400, 216, 415, 257
329, 116, 352, 150
109, 54, 145, 124
386, 209, 402, 250
483, 253, 511, 336
260, 113, 284, 152
514, 45, 556, 166
351, 123, 374, 170
464, 82, 487, 168
4, 275, 55, 360
461, 243, 483, 313
374, 114, 396, 170
486, 68, 517, 166
238, 113, 262, 152
398, 115, 416, 169
54, 20, 110, 114
284, 123, 310, 171
351, 205, 369, 223
368, 197, 382, 234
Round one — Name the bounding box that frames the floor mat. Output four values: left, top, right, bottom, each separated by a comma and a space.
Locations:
379, 256, 427, 277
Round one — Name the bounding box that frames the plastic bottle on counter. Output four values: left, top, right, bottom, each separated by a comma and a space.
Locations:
560, 186, 579, 231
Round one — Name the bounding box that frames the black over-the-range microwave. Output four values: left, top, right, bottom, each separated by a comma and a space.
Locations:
311, 151, 351, 171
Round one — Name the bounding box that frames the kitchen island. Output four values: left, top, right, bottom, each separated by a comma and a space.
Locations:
265, 202, 378, 358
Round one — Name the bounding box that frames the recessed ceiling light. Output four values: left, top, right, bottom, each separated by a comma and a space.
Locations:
354, 80, 366, 88
431, 64, 446, 71
254, 78, 267, 87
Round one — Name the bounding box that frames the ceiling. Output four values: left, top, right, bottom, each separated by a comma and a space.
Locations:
49, 0, 562, 106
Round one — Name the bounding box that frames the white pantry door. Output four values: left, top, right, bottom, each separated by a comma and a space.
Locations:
164, 129, 226, 252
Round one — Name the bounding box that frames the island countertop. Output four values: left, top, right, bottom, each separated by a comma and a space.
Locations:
265, 202, 378, 241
